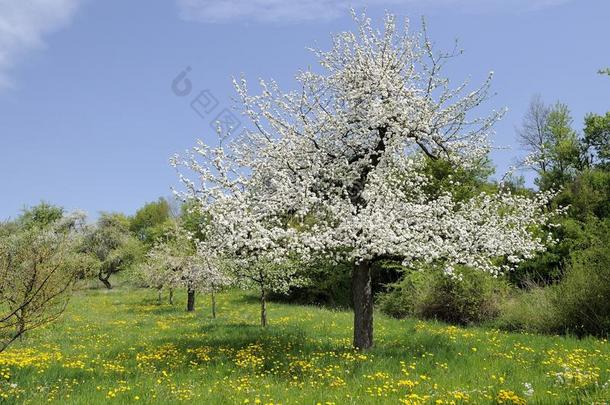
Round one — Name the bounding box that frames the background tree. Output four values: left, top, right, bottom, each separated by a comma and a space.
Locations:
0, 206, 89, 352
83, 213, 143, 289
583, 111, 610, 168
179, 199, 209, 242
542, 103, 583, 186
520, 102, 583, 190
517, 94, 552, 174
176, 13, 557, 349
513, 98, 610, 287
18, 201, 64, 229
129, 198, 172, 245
140, 225, 230, 313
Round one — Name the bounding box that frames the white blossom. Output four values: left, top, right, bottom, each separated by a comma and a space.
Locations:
173, 11, 557, 289
140, 226, 230, 294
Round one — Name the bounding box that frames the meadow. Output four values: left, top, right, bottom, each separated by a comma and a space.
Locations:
1, 283, 609, 405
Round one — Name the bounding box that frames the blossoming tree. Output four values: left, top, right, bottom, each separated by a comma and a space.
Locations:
141, 226, 230, 315
174, 13, 556, 349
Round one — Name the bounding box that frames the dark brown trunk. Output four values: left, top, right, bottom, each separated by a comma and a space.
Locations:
211, 290, 216, 319
260, 289, 267, 327
352, 260, 373, 350
98, 272, 112, 289
169, 289, 174, 305
186, 288, 195, 312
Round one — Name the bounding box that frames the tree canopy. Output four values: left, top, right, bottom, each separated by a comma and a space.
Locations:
175, 13, 557, 349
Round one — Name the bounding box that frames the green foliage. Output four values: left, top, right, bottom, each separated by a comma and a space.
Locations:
537, 103, 583, 190
554, 168, 610, 221
378, 265, 509, 325
130, 198, 171, 244
270, 260, 352, 307
421, 157, 495, 202
510, 217, 577, 285
550, 218, 610, 337
272, 259, 402, 308
18, 202, 64, 229
179, 199, 210, 241
82, 212, 144, 288
583, 111, 610, 167
513, 168, 610, 285
495, 284, 559, 333
505, 101, 610, 337
499, 219, 610, 337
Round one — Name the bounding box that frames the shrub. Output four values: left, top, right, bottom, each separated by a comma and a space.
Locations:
495, 282, 559, 333
550, 224, 610, 337
378, 265, 509, 325
497, 218, 610, 337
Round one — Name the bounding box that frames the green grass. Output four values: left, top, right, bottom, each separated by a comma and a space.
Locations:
1, 285, 609, 404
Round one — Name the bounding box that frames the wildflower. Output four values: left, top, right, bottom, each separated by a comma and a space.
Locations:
523, 382, 534, 397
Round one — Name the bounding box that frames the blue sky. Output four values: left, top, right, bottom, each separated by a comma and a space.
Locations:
0, 0, 608, 220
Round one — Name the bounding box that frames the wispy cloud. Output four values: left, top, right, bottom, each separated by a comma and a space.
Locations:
176, 0, 572, 23
176, 0, 385, 23
0, 0, 82, 90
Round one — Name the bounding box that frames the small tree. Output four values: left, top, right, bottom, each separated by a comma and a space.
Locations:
175, 12, 557, 349
0, 210, 89, 352
141, 226, 230, 314
83, 213, 143, 289
227, 258, 304, 327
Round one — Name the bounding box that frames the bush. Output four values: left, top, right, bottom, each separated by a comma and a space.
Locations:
550, 222, 610, 337
495, 282, 559, 333
511, 168, 610, 286
378, 265, 509, 325
497, 218, 610, 337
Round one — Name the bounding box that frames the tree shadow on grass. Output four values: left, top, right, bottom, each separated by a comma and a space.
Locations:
121, 296, 191, 317
136, 323, 311, 373
123, 301, 459, 359
50, 310, 463, 390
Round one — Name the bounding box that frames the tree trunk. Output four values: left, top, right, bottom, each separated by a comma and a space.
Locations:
186, 288, 195, 312
98, 272, 112, 289
16, 310, 26, 342
157, 288, 162, 303
169, 289, 174, 305
260, 289, 267, 327
211, 290, 216, 319
352, 260, 373, 350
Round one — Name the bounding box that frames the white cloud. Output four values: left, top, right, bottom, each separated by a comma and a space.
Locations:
177, 0, 403, 23
0, 0, 82, 90
176, 0, 572, 23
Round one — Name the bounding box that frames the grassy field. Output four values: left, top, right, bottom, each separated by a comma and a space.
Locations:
0, 284, 609, 404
